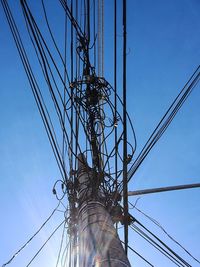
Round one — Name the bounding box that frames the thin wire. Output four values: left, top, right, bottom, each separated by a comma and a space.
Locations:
60, 239, 70, 267
25, 220, 65, 267
130, 202, 200, 264
132, 220, 192, 267
56, 222, 67, 267
127, 65, 200, 183
2, 202, 61, 267
120, 240, 155, 267
130, 225, 184, 267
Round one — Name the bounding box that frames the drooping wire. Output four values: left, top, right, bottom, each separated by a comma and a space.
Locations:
1, 202, 62, 267
130, 224, 184, 267
129, 201, 200, 264
122, 0, 129, 255
130, 218, 192, 267
25, 220, 65, 267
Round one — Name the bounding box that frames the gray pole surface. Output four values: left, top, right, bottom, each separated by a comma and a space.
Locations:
127, 183, 200, 196
77, 154, 131, 267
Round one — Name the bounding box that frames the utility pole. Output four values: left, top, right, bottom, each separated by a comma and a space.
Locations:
76, 154, 131, 267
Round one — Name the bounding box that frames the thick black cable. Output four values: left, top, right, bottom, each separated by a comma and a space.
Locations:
70, 0, 74, 178
74, 0, 81, 172
22, 0, 134, 182
22, 7, 67, 162
93, 0, 96, 68
114, 0, 118, 187
58, 0, 84, 39
2, 0, 66, 180
41, 0, 70, 84
86, 0, 90, 42
62, 7, 68, 167
122, 0, 129, 254
20, 0, 87, 166
16, 0, 66, 180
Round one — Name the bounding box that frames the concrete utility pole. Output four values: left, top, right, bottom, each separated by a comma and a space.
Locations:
76, 154, 131, 267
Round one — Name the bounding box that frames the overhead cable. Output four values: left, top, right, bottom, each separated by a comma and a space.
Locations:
130, 202, 200, 264
120, 240, 155, 267
127, 65, 200, 183
2, 202, 61, 267
25, 220, 65, 267
130, 218, 192, 267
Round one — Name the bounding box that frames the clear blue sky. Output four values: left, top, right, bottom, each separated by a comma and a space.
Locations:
0, 0, 200, 266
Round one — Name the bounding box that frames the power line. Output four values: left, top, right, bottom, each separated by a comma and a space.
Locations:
25, 220, 65, 267
126, 65, 200, 183
121, 240, 155, 267
129, 201, 200, 264
1, 0, 68, 180
130, 218, 192, 267
130, 224, 184, 267
2, 202, 61, 267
